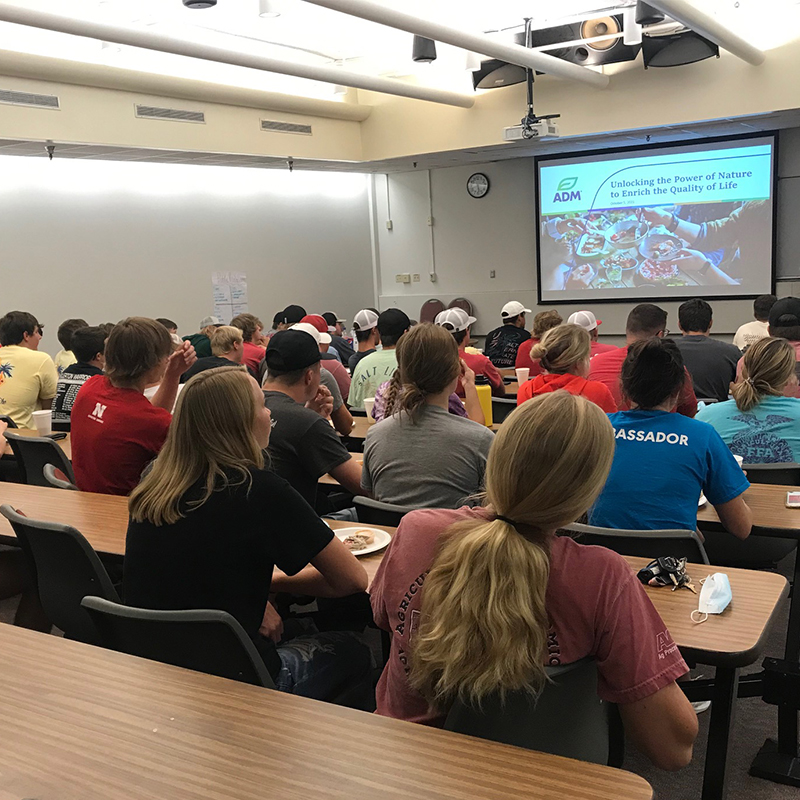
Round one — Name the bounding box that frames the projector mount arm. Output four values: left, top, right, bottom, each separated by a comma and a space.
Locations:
520, 17, 560, 139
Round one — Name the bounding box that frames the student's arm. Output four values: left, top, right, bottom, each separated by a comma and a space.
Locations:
460, 359, 485, 424
715, 494, 752, 540
0, 420, 7, 457
38, 357, 58, 410
271, 536, 368, 596
151, 342, 196, 412
331, 403, 355, 436
618, 682, 698, 771
484, 360, 506, 397
329, 455, 366, 496
676, 369, 698, 417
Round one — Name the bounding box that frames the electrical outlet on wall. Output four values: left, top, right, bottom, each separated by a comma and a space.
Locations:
489, 270, 496, 279
412, 274, 420, 282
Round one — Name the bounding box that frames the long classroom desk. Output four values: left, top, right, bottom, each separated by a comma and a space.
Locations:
0, 622, 653, 800
0, 481, 787, 800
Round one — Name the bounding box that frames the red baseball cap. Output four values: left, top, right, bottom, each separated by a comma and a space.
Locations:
301, 314, 328, 334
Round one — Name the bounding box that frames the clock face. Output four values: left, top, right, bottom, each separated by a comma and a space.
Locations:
467, 173, 490, 198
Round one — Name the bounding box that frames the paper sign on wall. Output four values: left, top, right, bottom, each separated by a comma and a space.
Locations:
212, 272, 249, 323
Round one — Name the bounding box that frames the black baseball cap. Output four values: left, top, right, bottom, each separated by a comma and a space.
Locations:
769, 297, 800, 329
264, 330, 321, 372
377, 308, 411, 338
281, 304, 307, 325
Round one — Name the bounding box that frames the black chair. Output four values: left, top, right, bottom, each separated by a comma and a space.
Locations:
354, 496, 416, 527
562, 522, 709, 564
491, 397, 517, 424
741, 462, 800, 486
3, 431, 75, 487
445, 658, 621, 766
0, 504, 119, 643
43, 463, 78, 491
0, 415, 18, 428
81, 596, 275, 689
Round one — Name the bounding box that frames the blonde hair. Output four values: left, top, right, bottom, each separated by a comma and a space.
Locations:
410, 392, 615, 708
211, 325, 243, 356
384, 323, 460, 421
129, 368, 262, 526
529, 324, 590, 374
732, 336, 796, 412
532, 310, 563, 338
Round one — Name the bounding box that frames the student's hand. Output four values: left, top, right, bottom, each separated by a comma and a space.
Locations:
259, 601, 284, 643
306, 385, 334, 419
460, 359, 476, 388
164, 341, 197, 379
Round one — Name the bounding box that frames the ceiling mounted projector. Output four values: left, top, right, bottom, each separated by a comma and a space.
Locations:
183, 0, 217, 8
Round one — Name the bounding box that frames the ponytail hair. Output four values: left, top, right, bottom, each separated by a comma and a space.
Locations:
410, 392, 615, 708
382, 370, 403, 418
732, 336, 796, 412
529, 324, 590, 374
621, 337, 684, 409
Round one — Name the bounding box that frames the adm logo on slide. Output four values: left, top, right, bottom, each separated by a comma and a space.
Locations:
554, 177, 580, 202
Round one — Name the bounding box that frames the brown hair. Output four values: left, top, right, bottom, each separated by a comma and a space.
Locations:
230, 313, 263, 343
211, 325, 243, 356
529, 324, 590, 374
732, 336, 796, 412
104, 317, 172, 388
532, 310, 563, 339
384, 323, 460, 421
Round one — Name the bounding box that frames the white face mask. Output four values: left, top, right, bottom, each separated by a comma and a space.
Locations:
691, 573, 732, 623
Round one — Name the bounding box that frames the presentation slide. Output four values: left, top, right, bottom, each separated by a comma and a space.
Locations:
536, 135, 775, 304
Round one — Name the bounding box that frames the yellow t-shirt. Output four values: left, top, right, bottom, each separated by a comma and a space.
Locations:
0, 345, 59, 429
55, 349, 77, 375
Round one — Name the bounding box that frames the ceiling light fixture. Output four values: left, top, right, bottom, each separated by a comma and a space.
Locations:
259, 0, 281, 18
182, 0, 217, 8
412, 35, 437, 63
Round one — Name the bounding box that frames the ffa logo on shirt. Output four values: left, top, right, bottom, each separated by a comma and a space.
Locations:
89, 403, 107, 423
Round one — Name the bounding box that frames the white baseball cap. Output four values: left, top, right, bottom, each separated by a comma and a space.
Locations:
567, 310, 602, 331
291, 322, 332, 345
501, 301, 532, 319
200, 315, 222, 328
353, 309, 379, 332
435, 307, 476, 332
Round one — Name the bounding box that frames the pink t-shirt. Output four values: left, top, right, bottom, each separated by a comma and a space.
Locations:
370, 507, 688, 726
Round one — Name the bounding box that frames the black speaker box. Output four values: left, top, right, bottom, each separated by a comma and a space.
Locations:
642, 31, 720, 67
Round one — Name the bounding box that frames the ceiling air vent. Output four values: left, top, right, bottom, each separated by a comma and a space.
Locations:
261, 119, 313, 136
0, 89, 59, 110
135, 104, 205, 123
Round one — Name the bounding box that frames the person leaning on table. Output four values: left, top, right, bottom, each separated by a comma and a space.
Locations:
371, 391, 698, 770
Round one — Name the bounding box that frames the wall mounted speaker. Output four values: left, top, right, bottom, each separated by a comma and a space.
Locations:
642, 31, 720, 67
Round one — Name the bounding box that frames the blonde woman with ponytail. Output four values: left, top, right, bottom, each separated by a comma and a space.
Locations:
516, 324, 616, 412
371, 391, 698, 771
697, 336, 800, 463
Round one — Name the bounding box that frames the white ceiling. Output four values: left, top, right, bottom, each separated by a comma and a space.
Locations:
0, 0, 797, 103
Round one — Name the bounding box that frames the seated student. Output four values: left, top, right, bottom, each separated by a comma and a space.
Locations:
262, 330, 363, 507
55, 318, 88, 375
589, 303, 698, 416
348, 308, 381, 373
156, 318, 178, 335
371, 392, 698, 770
516, 324, 616, 413
675, 299, 741, 402
298, 316, 351, 398
71, 317, 196, 495
180, 325, 245, 382
734, 295, 776, 351
349, 309, 410, 410
183, 315, 222, 359
362, 324, 494, 508
52, 326, 107, 432
589, 338, 752, 538
514, 309, 562, 376
0, 311, 58, 429
278, 304, 307, 330
230, 313, 266, 373
435, 308, 504, 397
697, 336, 800, 462
483, 301, 532, 368
567, 310, 617, 358
125, 367, 371, 702
323, 312, 355, 364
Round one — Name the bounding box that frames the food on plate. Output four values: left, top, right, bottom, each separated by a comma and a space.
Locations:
610, 225, 643, 244
604, 209, 635, 223
593, 278, 613, 289
556, 218, 585, 237
584, 213, 610, 232
642, 235, 682, 260
342, 529, 375, 552
638, 259, 680, 283
602, 253, 638, 271
665, 278, 689, 287
566, 263, 596, 289
604, 265, 622, 283
576, 233, 607, 257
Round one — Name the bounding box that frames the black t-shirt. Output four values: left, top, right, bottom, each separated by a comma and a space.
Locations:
124, 467, 333, 677
263, 390, 351, 507
180, 355, 241, 383
51, 362, 104, 432
329, 335, 355, 364
483, 325, 531, 368
674, 335, 742, 402
348, 349, 376, 373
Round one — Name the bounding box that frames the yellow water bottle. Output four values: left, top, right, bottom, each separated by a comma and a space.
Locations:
475, 383, 493, 428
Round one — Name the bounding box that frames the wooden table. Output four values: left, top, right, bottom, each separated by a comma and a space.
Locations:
5, 428, 72, 460
0, 623, 653, 800
698, 482, 800, 531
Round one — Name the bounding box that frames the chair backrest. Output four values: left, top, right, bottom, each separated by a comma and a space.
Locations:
448, 298, 474, 316
43, 463, 79, 491
697, 398, 720, 405
0, 504, 119, 643
741, 462, 800, 486
420, 299, 445, 324
354, 496, 416, 527
562, 522, 710, 564
444, 658, 611, 765
3, 431, 75, 487
491, 397, 517, 423
81, 596, 275, 689
0, 414, 18, 428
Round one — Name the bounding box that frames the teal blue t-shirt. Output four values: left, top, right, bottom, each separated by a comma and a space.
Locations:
590, 410, 750, 532
696, 396, 800, 463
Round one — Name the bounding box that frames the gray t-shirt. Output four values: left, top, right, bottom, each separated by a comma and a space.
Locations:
361, 404, 495, 508
675, 335, 742, 403
320, 368, 343, 412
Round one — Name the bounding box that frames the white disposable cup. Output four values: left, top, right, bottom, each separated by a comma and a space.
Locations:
515, 367, 530, 384
32, 410, 52, 435
363, 397, 376, 423
733, 454, 744, 470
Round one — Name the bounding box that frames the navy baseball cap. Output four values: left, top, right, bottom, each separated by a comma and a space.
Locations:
265, 330, 321, 372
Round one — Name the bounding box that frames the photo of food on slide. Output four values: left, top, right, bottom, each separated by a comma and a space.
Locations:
536, 136, 775, 303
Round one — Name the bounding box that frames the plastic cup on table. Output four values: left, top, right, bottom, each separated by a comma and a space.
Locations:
363, 397, 376, 424
32, 410, 52, 435
733, 454, 744, 471
515, 367, 530, 384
